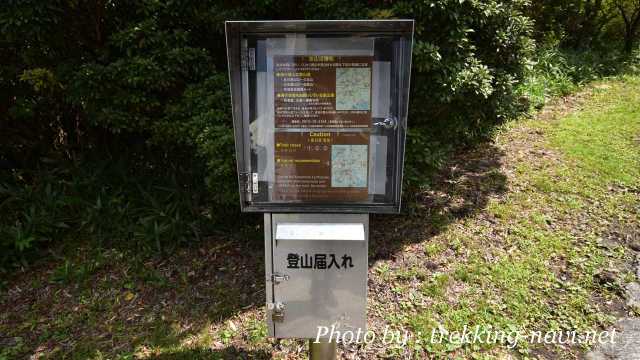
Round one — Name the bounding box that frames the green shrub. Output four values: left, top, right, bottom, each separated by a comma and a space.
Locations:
519, 45, 628, 110
1, 172, 75, 266
384, 1, 535, 187
520, 47, 578, 109
0, 155, 219, 269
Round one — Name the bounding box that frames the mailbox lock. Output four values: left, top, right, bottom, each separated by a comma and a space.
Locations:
270, 301, 286, 322
271, 273, 290, 284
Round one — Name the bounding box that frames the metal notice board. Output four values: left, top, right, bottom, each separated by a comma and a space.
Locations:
225, 20, 414, 214
225, 20, 414, 349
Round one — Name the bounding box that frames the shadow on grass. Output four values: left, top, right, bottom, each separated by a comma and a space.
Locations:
0, 223, 269, 358
370, 141, 507, 260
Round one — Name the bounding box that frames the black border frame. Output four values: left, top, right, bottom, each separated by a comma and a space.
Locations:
225, 20, 414, 213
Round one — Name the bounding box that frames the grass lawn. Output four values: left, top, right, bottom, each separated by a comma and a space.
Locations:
1, 76, 639, 359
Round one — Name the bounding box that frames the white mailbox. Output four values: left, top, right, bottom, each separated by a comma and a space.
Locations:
264, 213, 368, 338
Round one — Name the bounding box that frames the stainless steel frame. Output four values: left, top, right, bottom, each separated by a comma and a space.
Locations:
225, 20, 414, 213
226, 19, 414, 34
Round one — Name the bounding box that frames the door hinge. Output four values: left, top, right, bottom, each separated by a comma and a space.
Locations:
239, 172, 251, 193
240, 47, 256, 71
240, 172, 259, 195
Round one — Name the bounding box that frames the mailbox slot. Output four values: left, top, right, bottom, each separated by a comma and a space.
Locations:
276, 223, 365, 241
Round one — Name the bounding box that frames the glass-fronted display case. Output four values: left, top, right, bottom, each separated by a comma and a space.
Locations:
225, 20, 414, 213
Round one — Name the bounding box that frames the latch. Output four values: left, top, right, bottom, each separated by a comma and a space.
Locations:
268, 301, 286, 322
271, 273, 290, 285
252, 173, 258, 194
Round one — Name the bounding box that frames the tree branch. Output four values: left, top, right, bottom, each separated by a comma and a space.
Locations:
617, 2, 631, 28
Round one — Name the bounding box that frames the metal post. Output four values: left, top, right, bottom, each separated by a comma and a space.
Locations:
309, 339, 337, 360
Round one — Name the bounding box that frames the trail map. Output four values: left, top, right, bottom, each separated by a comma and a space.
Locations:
331, 145, 368, 188
335, 68, 371, 111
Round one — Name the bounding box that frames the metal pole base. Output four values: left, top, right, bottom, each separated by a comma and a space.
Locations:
309, 339, 337, 360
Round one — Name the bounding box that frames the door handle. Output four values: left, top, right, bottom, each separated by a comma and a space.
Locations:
373, 117, 397, 130
272, 273, 290, 284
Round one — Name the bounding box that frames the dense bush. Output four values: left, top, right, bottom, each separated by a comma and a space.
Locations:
518, 42, 640, 111
526, 0, 640, 53
1, 1, 255, 267
390, 1, 534, 184
0, 154, 219, 265
520, 45, 623, 109
0, 0, 633, 268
